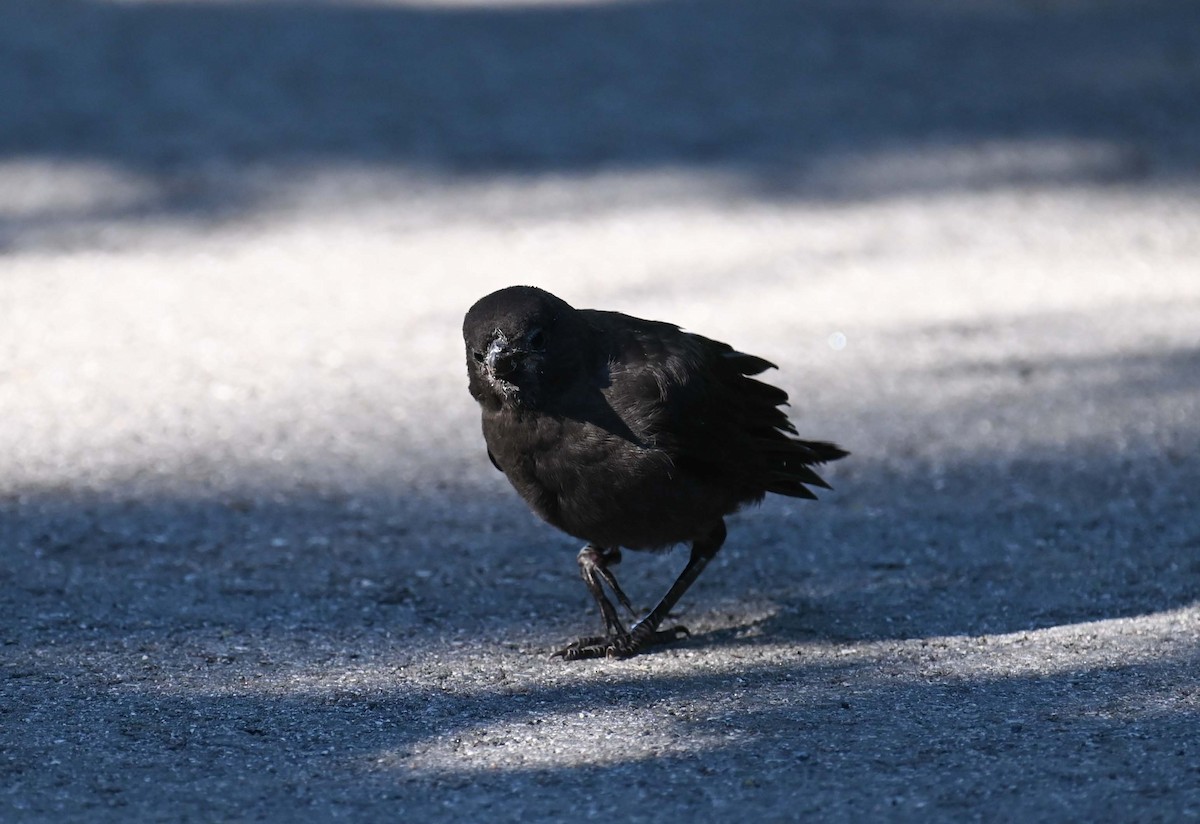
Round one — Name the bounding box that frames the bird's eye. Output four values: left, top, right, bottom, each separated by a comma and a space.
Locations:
472, 351, 485, 363
528, 329, 546, 350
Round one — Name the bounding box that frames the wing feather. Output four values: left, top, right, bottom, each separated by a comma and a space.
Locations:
583, 310, 848, 500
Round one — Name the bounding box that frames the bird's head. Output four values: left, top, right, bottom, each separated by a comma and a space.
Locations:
463, 286, 584, 409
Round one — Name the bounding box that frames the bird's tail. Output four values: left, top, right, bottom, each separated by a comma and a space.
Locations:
723, 350, 849, 499
760, 438, 849, 500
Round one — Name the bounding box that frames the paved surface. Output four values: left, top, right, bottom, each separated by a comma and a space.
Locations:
3, 0, 1199, 820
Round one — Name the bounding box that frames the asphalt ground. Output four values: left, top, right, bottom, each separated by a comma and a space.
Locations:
2, 1, 1199, 820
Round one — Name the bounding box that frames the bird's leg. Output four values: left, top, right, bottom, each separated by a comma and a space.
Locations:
575, 545, 636, 637
555, 521, 727, 661
621, 520, 726, 654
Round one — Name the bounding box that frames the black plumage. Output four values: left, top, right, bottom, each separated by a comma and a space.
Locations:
463, 285, 847, 659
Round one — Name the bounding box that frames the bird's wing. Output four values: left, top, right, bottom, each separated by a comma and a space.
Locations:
588, 310, 844, 499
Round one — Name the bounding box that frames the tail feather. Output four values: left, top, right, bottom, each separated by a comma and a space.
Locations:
791, 439, 850, 465
767, 464, 831, 490
759, 438, 849, 499
766, 479, 819, 500
723, 350, 777, 376
721, 345, 850, 500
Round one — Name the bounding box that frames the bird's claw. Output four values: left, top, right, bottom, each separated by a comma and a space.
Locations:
551, 625, 690, 661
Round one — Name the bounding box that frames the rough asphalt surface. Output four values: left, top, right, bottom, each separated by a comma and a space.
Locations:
3, 1, 1199, 821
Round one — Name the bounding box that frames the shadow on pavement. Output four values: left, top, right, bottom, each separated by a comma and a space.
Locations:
3, 317, 1199, 816
2, 0, 1197, 236
5, 641, 1197, 817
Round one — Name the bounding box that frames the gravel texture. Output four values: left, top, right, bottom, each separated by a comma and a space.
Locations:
3, 1, 1199, 821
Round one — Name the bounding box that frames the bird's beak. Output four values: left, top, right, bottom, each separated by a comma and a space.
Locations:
485, 333, 519, 377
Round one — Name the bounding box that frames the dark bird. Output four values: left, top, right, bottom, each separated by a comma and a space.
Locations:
463, 286, 847, 660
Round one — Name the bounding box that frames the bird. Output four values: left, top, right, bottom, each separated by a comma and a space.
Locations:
462, 285, 847, 660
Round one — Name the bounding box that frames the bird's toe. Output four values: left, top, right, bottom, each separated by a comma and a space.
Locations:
551, 625, 690, 661
551, 636, 613, 661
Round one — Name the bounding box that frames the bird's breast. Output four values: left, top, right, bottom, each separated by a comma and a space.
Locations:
482, 408, 680, 545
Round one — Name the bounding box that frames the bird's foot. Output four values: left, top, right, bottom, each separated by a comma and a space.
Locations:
552, 625, 689, 661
